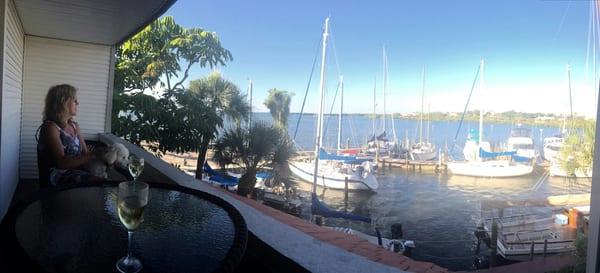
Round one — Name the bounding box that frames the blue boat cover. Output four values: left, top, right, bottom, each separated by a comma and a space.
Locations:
512, 154, 532, 163
203, 163, 239, 185
479, 148, 516, 158
203, 162, 273, 185
311, 193, 371, 223
318, 148, 369, 164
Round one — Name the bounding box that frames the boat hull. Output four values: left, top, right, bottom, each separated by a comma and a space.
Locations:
410, 143, 437, 161
448, 160, 533, 177
288, 161, 378, 191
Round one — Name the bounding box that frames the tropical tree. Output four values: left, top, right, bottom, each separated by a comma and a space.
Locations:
264, 88, 293, 129
560, 120, 596, 176
185, 72, 250, 179
212, 122, 294, 196
112, 16, 232, 153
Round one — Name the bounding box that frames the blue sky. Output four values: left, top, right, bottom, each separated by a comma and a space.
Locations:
165, 0, 599, 117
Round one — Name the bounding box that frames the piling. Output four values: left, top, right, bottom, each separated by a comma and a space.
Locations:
543, 239, 548, 258
490, 220, 497, 268
315, 216, 323, 226
529, 241, 535, 261
344, 177, 348, 212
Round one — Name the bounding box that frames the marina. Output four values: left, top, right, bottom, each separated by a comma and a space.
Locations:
180, 112, 593, 271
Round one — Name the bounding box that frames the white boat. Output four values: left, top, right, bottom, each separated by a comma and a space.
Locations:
448, 60, 533, 178
410, 66, 437, 161
507, 125, 536, 160
410, 142, 437, 161
448, 160, 533, 178
543, 136, 564, 162
289, 18, 378, 192
289, 160, 378, 191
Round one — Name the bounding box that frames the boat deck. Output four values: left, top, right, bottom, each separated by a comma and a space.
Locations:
481, 207, 577, 260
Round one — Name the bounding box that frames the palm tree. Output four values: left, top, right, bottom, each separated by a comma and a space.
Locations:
212, 122, 294, 196
560, 120, 595, 176
175, 71, 249, 179
264, 88, 293, 129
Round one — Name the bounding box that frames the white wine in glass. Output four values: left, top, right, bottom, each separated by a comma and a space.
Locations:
116, 181, 148, 273
128, 155, 144, 181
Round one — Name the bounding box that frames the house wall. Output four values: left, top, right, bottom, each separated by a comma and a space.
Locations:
0, 0, 24, 219
19, 36, 111, 179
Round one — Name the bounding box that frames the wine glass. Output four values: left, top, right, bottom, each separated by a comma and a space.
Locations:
128, 155, 144, 181
116, 181, 149, 273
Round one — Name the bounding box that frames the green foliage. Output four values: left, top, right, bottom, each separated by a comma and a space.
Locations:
264, 88, 293, 129
560, 120, 595, 176
212, 123, 294, 196
112, 16, 238, 177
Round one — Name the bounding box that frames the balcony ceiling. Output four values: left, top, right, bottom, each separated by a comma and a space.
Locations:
14, 0, 176, 46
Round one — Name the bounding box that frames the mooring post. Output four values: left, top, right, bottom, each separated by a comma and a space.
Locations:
529, 241, 535, 261
315, 216, 323, 226
491, 220, 497, 268
344, 177, 348, 212
543, 239, 548, 258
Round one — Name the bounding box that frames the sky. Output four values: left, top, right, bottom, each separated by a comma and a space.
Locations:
165, 0, 600, 117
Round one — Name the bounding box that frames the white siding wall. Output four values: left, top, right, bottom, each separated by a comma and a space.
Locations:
0, 0, 24, 219
20, 36, 111, 179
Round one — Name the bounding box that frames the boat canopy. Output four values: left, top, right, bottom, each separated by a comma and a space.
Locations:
510, 127, 532, 138
311, 193, 371, 223
203, 163, 239, 185
479, 148, 517, 158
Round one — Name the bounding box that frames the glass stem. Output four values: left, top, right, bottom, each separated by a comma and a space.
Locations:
127, 231, 133, 261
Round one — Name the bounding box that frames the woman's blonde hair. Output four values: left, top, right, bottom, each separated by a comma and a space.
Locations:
43, 84, 77, 125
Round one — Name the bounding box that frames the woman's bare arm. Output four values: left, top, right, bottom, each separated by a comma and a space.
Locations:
42, 123, 93, 169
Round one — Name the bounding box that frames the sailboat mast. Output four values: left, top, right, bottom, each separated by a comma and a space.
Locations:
337, 75, 344, 151
427, 103, 431, 143
312, 17, 329, 194
479, 59, 485, 147
382, 46, 387, 134
567, 64, 574, 129
420, 65, 425, 144
373, 76, 376, 137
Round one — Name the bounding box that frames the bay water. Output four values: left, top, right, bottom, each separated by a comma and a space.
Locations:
251, 113, 591, 270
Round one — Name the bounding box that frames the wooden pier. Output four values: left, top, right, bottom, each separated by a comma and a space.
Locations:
376, 157, 448, 173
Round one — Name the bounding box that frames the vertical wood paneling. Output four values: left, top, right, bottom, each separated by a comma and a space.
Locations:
0, 0, 23, 218
20, 36, 110, 179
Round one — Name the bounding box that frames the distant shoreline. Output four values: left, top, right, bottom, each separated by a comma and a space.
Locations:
267, 112, 594, 128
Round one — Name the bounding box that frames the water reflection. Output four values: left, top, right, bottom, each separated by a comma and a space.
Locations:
289, 166, 592, 271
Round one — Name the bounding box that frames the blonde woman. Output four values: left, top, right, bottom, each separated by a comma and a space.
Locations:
38, 84, 95, 186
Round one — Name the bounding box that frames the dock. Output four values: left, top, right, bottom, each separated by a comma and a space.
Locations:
477, 206, 585, 262
376, 157, 448, 173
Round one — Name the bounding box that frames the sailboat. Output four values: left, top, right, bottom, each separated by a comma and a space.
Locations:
549, 65, 592, 178
366, 47, 399, 157
410, 66, 437, 161
289, 18, 379, 191
447, 59, 534, 177
543, 115, 566, 163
